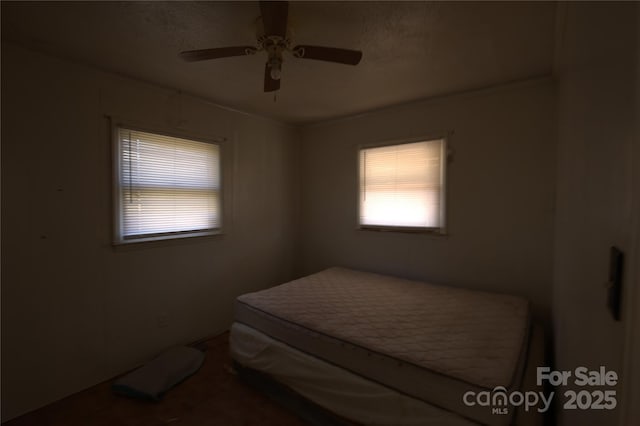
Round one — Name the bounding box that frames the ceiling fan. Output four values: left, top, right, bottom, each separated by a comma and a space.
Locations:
179, 1, 363, 92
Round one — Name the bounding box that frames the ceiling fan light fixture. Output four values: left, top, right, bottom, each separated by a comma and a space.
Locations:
270, 64, 282, 80
269, 59, 282, 80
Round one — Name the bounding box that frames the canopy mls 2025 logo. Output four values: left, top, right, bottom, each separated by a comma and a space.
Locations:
463, 366, 618, 416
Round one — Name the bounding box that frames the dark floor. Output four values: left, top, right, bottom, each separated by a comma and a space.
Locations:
4, 333, 307, 426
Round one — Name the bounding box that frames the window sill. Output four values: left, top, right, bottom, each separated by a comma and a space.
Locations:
358, 226, 447, 236
113, 229, 223, 246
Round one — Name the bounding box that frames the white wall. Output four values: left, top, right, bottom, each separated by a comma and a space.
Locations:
623, 8, 640, 424
0, 42, 299, 421
297, 79, 556, 327
553, 3, 638, 426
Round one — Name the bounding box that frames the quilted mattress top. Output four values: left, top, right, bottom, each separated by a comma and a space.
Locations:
237, 267, 530, 389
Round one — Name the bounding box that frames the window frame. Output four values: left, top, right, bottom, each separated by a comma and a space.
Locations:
111, 121, 227, 245
356, 135, 449, 235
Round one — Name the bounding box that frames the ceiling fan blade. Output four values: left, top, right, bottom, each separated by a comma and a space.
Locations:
293, 45, 362, 65
260, 1, 288, 37
179, 46, 256, 62
264, 63, 281, 92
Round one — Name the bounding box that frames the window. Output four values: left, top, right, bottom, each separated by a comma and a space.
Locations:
113, 127, 221, 244
359, 139, 446, 232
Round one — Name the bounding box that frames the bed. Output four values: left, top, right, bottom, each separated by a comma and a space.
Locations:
230, 267, 544, 426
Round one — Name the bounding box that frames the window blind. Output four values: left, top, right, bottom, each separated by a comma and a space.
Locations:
359, 139, 444, 229
117, 128, 220, 242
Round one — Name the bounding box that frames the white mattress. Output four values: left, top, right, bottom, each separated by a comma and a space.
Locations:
230, 322, 479, 426
230, 322, 544, 426
235, 267, 531, 425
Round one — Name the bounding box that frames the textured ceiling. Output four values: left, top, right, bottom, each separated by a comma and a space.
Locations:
1, 1, 556, 124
